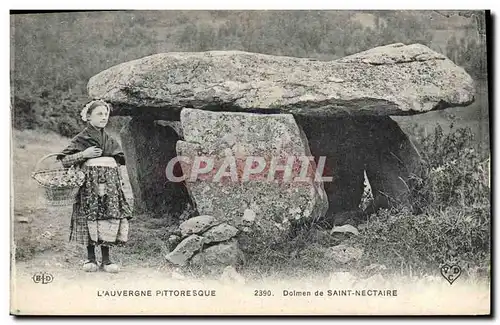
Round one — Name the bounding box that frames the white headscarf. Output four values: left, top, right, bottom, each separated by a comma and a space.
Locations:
80, 100, 112, 121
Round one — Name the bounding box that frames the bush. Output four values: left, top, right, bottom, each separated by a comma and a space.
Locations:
410, 123, 490, 211
12, 96, 36, 130
350, 124, 490, 277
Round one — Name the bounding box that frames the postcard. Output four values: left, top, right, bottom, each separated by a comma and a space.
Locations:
10, 9, 491, 315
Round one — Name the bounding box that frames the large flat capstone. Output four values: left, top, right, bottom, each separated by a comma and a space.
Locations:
88, 43, 475, 119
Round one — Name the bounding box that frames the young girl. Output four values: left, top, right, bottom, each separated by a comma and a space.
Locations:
57, 100, 132, 273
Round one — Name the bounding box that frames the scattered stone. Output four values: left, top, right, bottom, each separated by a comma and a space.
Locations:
16, 216, 30, 223
203, 223, 239, 244
178, 203, 198, 222
189, 239, 242, 275
179, 215, 220, 237
165, 235, 204, 266
326, 244, 364, 264
168, 234, 180, 245
330, 224, 359, 236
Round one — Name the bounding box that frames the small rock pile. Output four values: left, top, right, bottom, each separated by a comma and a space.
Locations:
165, 215, 243, 275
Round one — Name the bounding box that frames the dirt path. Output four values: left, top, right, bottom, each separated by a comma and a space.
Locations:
15, 258, 164, 282
13, 250, 178, 286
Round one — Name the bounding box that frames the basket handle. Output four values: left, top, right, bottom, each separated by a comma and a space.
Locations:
34, 153, 66, 173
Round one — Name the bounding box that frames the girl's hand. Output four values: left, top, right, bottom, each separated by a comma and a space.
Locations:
82, 146, 103, 159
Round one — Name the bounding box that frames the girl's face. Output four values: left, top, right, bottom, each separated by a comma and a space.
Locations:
88, 105, 109, 128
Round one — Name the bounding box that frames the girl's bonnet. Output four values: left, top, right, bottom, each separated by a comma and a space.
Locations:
80, 100, 112, 122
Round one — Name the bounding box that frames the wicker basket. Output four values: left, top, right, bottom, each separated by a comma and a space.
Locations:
31, 153, 85, 206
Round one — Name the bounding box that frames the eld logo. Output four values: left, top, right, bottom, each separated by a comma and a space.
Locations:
32, 272, 54, 284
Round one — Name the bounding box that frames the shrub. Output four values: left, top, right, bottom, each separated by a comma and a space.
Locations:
351, 124, 490, 277
409, 123, 490, 211
12, 96, 36, 130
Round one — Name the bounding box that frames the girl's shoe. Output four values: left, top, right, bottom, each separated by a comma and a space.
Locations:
101, 263, 120, 273
82, 260, 99, 272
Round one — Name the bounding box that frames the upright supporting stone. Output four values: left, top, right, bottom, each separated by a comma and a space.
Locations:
363, 116, 422, 209
295, 115, 421, 224
119, 118, 145, 212
177, 108, 329, 237
120, 118, 191, 217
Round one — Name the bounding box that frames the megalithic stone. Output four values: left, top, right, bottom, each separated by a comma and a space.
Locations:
119, 117, 191, 217
176, 108, 329, 234
88, 43, 475, 119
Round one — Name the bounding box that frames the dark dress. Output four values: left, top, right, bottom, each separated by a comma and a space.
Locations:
59, 125, 132, 246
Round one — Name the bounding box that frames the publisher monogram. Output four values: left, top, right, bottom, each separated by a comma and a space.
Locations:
32, 272, 54, 284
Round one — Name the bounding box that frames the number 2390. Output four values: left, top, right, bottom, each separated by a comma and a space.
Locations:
254, 290, 272, 296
